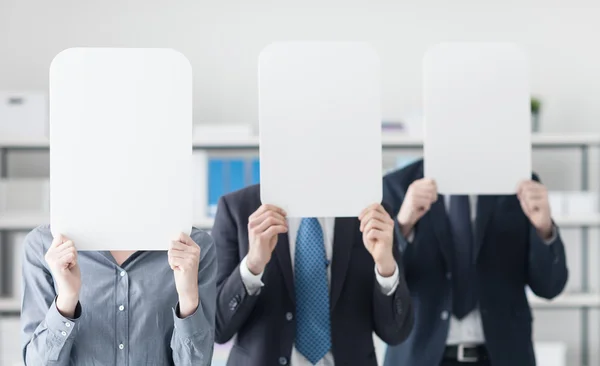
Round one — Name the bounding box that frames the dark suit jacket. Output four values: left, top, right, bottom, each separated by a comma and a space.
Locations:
213, 184, 414, 366
382, 160, 568, 366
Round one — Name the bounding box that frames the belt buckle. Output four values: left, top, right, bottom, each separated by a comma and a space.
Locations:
457, 344, 478, 363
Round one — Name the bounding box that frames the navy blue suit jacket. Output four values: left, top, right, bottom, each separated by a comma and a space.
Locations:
383, 160, 568, 366
213, 184, 414, 366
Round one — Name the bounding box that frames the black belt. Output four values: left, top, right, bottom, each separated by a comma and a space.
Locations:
444, 345, 489, 363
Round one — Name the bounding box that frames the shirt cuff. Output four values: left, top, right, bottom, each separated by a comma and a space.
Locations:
46, 297, 81, 340
375, 264, 400, 296
172, 301, 211, 339
406, 230, 415, 243
541, 225, 558, 245
239, 256, 264, 295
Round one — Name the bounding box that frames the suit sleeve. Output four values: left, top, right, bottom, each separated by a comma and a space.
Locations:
371, 204, 415, 345
382, 176, 417, 283
526, 173, 568, 299
213, 195, 261, 344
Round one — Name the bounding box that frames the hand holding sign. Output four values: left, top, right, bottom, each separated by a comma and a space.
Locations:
45, 234, 80, 318
397, 178, 438, 236
359, 204, 396, 277
246, 205, 289, 275
517, 180, 553, 239
169, 233, 202, 317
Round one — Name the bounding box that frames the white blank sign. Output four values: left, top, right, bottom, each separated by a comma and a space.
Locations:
50, 48, 193, 250
423, 43, 531, 194
259, 42, 382, 217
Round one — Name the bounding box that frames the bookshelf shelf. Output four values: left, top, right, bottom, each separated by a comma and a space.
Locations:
0, 299, 19, 312
2, 133, 600, 150
0, 213, 598, 231
529, 293, 600, 308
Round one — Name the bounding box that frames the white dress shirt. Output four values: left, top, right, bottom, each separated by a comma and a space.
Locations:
407, 195, 557, 346
240, 217, 400, 366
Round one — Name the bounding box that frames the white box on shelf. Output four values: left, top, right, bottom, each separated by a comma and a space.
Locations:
192, 151, 208, 225
0, 91, 48, 140
547, 191, 565, 216
564, 191, 599, 215
193, 124, 254, 141
0, 179, 50, 213
534, 342, 566, 366
12, 232, 27, 298
0, 318, 22, 366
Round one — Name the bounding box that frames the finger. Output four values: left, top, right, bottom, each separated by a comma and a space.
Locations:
412, 191, 437, 202
177, 232, 195, 246
364, 219, 388, 234
51, 235, 68, 249
169, 256, 184, 270
360, 210, 391, 231
412, 196, 434, 209
170, 240, 189, 252
252, 215, 288, 234
54, 240, 75, 252
58, 252, 76, 268
168, 250, 189, 260
261, 225, 288, 239
366, 229, 385, 242
249, 211, 287, 229
55, 242, 76, 257
249, 204, 287, 221
359, 203, 382, 219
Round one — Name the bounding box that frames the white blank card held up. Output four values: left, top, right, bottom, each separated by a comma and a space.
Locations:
49, 48, 193, 250
259, 42, 382, 217
423, 43, 532, 194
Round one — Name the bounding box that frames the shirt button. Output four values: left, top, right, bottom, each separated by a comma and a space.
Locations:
119, 305, 125, 311
119, 344, 125, 350
279, 357, 288, 365
285, 312, 293, 321
65, 322, 71, 328
120, 271, 126, 277
61, 331, 67, 336
446, 272, 452, 280
441, 311, 449, 320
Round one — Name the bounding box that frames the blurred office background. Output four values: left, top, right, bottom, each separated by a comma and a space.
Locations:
1, 0, 599, 365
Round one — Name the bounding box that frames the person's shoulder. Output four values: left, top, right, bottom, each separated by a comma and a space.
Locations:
23, 224, 53, 255
190, 227, 213, 248
190, 228, 216, 263
384, 159, 424, 184
221, 184, 260, 202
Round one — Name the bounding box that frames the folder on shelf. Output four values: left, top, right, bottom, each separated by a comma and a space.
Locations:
251, 158, 260, 185
229, 159, 246, 193
208, 159, 225, 217
206, 157, 260, 218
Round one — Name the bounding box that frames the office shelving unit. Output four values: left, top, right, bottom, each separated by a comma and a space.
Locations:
1, 133, 599, 365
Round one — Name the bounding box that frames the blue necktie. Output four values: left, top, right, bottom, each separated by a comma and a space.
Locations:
294, 218, 332, 365
448, 195, 477, 319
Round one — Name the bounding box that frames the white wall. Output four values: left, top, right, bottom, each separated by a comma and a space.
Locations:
1, 0, 599, 365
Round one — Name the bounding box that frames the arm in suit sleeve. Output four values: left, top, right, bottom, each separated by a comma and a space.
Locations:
526, 174, 569, 299
383, 176, 417, 283
213, 195, 261, 344
371, 205, 415, 345
527, 226, 567, 299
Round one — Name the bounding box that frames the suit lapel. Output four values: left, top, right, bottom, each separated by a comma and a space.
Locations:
274, 232, 295, 303
427, 195, 453, 267
330, 217, 355, 311
474, 195, 498, 260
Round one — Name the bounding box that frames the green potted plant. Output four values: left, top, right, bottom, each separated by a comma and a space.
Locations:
531, 97, 541, 132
